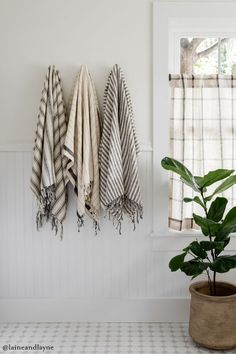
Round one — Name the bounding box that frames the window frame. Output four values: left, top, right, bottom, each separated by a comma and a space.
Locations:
152, 1, 236, 248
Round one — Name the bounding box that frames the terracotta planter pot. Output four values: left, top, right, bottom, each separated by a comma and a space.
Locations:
189, 281, 236, 350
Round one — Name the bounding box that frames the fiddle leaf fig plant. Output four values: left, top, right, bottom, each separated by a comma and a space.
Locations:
161, 157, 236, 296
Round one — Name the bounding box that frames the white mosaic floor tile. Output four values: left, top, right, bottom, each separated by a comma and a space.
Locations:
0, 323, 235, 354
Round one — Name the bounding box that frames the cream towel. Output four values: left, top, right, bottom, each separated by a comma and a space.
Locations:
64, 65, 101, 230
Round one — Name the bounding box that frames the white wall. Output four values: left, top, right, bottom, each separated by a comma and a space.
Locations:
0, 0, 236, 322
0, 0, 152, 146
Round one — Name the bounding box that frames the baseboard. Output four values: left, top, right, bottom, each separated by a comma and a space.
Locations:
0, 298, 190, 322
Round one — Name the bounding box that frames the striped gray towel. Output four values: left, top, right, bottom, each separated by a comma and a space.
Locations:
30, 65, 68, 238
99, 64, 143, 232
63, 65, 101, 231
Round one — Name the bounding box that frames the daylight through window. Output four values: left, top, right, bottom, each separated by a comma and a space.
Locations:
180, 38, 236, 75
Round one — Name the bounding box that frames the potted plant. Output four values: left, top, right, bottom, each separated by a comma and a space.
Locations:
161, 157, 236, 350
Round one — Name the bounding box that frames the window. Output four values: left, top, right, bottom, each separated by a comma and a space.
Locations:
180, 38, 236, 74
153, 1, 236, 241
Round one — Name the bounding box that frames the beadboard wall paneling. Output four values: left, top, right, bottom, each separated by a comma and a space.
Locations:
0, 148, 236, 321
0, 148, 154, 299
0, 148, 236, 302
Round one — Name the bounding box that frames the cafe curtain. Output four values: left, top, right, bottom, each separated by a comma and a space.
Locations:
169, 74, 236, 231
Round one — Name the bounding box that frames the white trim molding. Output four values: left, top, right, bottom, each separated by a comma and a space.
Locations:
151, 234, 236, 252
153, 1, 236, 238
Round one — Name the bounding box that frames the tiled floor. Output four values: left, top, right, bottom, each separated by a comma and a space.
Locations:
0, 322, 234, 354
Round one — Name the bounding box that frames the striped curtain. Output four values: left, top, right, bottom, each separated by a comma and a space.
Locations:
169, 74, 236, 231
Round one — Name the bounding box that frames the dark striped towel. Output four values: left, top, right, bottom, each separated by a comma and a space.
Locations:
63, 65, 101, 231
30, 65, 68, 238
99, 64, 143, 232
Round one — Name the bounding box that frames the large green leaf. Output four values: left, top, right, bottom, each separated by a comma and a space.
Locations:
195, 169, 234, 188
183, 197, 194, 203
193, 213, 221, 236
215, 238, 230, 256
161, 157, 199, 192
169, 253, 186, 272
180, 260, 209, 276
183, 196, 205, 209
180, 177, 200, 192
200, 240, 225, 252
209, 255, 236, 273
208, 197, 228, 222
207, 175, 236, 201
194, 176, 203, 187
216, 207, 236, 240
186, 241, 207, 259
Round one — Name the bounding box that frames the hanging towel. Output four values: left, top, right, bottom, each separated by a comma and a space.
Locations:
99, 64, 143, 232
30, 65, 68, 237
63, 65, 101, 231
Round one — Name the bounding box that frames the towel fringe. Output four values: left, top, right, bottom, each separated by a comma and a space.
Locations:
93, 219, 100, 235
35, 185, 64, 239
77, 213, 84, 232
39, 185, 56, 219
36, 210, 63, 239
106, 196, 143, 234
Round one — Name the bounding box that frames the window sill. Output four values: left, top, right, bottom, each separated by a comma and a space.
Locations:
150, 232, 236, 252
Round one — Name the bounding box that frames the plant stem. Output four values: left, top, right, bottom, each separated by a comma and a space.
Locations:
200, 190, 215, 261
188, 250, 214, 294
200, 189, 215, 295
206, 269, 213, 295
213, 271, 216, 296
